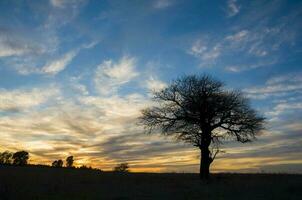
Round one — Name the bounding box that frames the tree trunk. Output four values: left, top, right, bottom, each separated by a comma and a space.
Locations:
199, 147, 210, 180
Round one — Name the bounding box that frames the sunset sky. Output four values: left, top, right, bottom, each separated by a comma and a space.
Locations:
0, 0, 301, 173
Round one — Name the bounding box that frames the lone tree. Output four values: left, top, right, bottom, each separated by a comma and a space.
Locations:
66, 156, 74, 168
12, 151, 29, 166
140, 75, 264, 180
113, 163, 129, 172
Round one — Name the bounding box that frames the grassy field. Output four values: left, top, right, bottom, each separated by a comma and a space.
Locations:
0, 165, 301, 200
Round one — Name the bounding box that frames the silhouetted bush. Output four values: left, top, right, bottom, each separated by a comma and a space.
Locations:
12, 151, 29, 166
79, 165, 88, 169
79, 165, 92, 169
66, 156, 74, 168
113, 163, 129, 172
52, 159, 63, 167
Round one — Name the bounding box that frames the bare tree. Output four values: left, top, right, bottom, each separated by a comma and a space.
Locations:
139, 75, 265, 180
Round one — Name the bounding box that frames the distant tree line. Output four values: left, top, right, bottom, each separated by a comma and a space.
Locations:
1, 150, 129, 173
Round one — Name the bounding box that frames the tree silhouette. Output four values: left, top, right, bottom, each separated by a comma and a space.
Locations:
113, 163, 129, 172
79, 165, 93, 170
66, 156, 74, 168
0, 151, 13, 165
140, 74, 265, 180
12, 151, 29, 166
52, 159, 63, 167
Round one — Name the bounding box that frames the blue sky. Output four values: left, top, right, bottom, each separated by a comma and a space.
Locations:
0, 0, 301, 173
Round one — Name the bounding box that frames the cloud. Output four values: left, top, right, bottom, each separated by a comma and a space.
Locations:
0, 86, 60, 112
69, 76, 89, 95
50, 0, 86, 8
0, 38, 34, 57
243, 73, 302, 123
50, 0, 66, 8
188, 39, 222, 67
41, 50, 78, 75
46, 0, 85, 29
81, 41, 100, 49
227, 0, 240, 17
189, 25, 293, 70
145, 76, 167, 92
0, 0, 88, 75
79, 93, 147, 119
94, 56, 139, 95
224, 28, 279, 58
265, 102, 302, 119
153, 0, 173, 9
225, 30, 249, 43
244, 72, 302, 98
212, 124, 302, 173
266, 73, 302, 85
190, 40, 207, 56
0, 28, 44, 57
188, 1, 301, 71
4, 45, 83, 75
225, 59, 277, 72
7, 49, 79, 75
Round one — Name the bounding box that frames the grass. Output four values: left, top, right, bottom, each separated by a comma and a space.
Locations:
0, 165, 301, 200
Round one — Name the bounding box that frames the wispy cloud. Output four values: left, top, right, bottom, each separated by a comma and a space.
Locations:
50, 0, 86, 9
227, 0, 240, 17
243, 72, 302, 123
69, 76, 89, 96
41, 50, 78, 75
153, 0, 173, 9
188, 39, 222, 67
145, 76, 167, 92
244, 72, 302, 99
0, 86, 60, 112
94, 56, 139, 95
0, 28, 46, 57
189, 23, 296, 70
0, 0, 88, 75
266, 102, 302, 120
225, 30, 249, 44
188, 1, 301, 72
7, 49, 80, 75
224, 28, 284, 57
225, 59, 277, 72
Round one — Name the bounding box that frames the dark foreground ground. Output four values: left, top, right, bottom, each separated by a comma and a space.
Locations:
0, 166, 301, 200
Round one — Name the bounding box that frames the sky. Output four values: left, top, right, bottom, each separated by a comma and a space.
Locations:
0, 0, 301, 173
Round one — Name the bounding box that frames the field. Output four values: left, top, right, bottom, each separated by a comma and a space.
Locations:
0, 166, 301, 200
